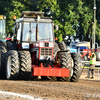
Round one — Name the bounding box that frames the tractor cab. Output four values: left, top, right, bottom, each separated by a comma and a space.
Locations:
12, 11, 54, 62
13, 11, 54, 47
22, 18, 54, 42
0, 15, 6, 41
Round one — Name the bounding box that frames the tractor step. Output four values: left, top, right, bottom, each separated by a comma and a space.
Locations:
32, 65, 69, 77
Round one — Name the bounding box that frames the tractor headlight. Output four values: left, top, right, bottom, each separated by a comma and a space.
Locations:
22, 43, 29, 49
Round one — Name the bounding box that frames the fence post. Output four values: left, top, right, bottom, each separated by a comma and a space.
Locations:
97, 67, 99, 79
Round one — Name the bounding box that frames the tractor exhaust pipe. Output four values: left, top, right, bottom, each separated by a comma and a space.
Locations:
36, 15, 40, 42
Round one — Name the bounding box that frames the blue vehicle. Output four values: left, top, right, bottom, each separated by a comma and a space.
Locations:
68, 47, 77, 53
69, 42, 90, 53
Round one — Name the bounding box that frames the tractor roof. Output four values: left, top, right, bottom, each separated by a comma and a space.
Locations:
15, 11, 53, 23
21, 11, 44, 18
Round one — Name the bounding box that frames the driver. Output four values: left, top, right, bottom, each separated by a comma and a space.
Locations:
31, 26, 36, 41
25, 26, 36, 41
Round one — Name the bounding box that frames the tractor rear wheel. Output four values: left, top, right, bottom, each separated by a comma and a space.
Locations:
57, 41, 72, 81
70, 53, 82, 82
53, 42, 59, 61
6, 50, 19, 80
18, 51, 31, 80
0, 41, 7, 79
58, 41, 68, 50
57, 52, 72, 81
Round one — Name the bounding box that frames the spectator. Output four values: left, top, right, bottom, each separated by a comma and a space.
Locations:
86, 49, 96, 79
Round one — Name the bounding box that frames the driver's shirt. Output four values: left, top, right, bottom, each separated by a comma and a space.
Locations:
25, 32, 36, 41
31, 33, 36, 41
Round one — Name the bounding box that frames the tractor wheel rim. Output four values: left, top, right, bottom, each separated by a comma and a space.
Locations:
71, 68, 73, 77
6, 56, 11, 79
71, 59, 74, 77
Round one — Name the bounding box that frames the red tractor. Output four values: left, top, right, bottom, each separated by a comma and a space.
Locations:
5, 11, 82, 82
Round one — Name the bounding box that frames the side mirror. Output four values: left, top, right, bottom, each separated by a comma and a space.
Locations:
11, 36, 14, 41
55, 25, 59, 31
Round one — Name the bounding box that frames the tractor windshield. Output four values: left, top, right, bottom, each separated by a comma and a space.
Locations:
0, 19, 6, 39
23, 22, 36, 41
38, 23, 53, 42
23, 22, 53, 42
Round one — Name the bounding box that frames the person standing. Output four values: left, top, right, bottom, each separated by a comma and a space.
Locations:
86, 49, 96, 79
31, 26, 36, 41
25, 26, 36, 41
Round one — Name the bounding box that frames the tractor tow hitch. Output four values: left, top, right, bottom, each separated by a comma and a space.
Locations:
44, 58, 54, 68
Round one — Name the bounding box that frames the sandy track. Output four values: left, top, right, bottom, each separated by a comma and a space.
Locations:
0, 79, 100, 100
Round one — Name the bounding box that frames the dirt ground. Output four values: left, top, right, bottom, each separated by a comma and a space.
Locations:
0, 78, 100, 100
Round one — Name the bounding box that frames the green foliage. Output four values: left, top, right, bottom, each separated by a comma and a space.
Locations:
37, 0, 94, 42
0, 0, 100, 44
0, 0, 38, 34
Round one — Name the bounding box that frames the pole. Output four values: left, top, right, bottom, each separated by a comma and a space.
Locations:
97, 67, 99, 79
92, 0, 96, 49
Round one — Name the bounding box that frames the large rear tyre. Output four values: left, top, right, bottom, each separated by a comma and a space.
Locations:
18, 51, 31, 80
70, 53, 82, 82
53, 42, 59, 61
57, 52, 72, 81
6, 50, 19, 80
57, 41, 72, 81
0, 41, 7, 79
58, 41, 68, 50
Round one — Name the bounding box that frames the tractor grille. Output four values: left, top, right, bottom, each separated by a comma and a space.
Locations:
40, 48, 52, 56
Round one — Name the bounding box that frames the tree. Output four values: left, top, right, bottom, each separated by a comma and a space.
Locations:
37, 0, 94, 42
1, 0, 100, 45
76, 0, 93, 42
0, 0, 38, 34
38, 0, 76, 42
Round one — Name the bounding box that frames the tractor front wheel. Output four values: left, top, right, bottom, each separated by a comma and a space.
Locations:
70, 53, 82, 82
6, 50, 19, 80
18, 51, 31, 80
